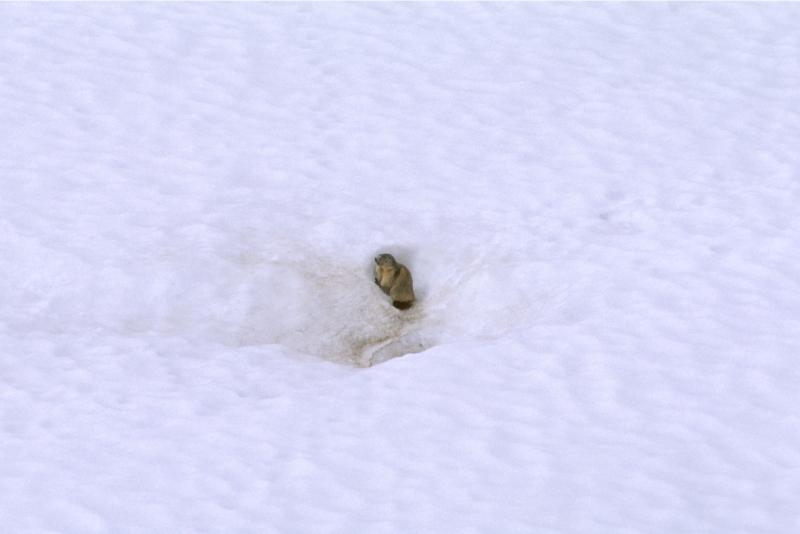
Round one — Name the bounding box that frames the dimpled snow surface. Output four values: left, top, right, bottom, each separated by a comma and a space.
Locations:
1, 3, 799, 533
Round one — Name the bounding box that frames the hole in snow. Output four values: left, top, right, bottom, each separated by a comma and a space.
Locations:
222, 247, 575, 366
231, 252, 437, 366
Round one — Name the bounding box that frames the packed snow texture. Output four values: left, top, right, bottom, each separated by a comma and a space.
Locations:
2, 3, 800, 532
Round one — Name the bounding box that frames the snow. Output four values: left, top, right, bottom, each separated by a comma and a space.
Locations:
2, 2, 800, 532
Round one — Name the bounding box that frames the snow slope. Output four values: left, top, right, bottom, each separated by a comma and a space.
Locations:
2, 3, 800, 532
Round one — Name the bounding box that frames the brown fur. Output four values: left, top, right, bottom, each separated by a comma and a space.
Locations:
374, 253, 415, 310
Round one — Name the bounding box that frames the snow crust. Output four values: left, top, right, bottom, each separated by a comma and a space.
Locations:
1, 3, 799, 532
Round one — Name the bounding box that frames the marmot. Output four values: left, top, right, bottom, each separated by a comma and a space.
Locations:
374, 253, 415, 310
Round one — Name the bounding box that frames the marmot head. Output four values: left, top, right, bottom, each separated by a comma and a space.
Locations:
374, 253, 397, 267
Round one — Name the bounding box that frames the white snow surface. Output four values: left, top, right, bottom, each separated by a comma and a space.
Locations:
2, 3, 800, 532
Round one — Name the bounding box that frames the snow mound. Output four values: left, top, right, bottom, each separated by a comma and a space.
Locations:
232, 250, 431, 366
212, 245, 575, 366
